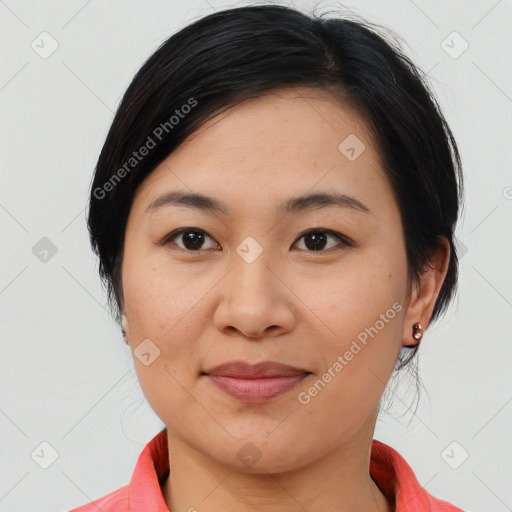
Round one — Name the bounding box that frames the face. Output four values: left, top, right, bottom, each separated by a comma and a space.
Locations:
120, 87, 442, 472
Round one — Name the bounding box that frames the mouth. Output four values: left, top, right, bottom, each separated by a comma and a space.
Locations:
201, 360, 312, 403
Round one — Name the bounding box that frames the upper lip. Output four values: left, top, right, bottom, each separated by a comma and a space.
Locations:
203, 360, 310, 378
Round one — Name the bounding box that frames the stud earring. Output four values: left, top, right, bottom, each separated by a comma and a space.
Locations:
412, 322, 423, 341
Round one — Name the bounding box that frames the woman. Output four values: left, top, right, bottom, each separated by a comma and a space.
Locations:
71, 4, 465, 511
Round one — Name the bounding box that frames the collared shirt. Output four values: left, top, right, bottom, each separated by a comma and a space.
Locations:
69, 429, 465, 511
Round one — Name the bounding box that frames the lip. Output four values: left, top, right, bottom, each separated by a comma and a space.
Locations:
202, 360, 311, 403
203, 360, 309, 378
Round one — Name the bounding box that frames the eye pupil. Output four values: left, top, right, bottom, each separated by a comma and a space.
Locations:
183, 230, 204, 250
305, 232, 327, 251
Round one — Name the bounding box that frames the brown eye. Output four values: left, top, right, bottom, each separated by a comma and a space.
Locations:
163, 228, 219, 251
160, 227, 350, 253
293, 229, 350, 252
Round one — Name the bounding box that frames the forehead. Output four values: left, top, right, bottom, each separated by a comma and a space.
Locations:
132, 87, 393, 218
179, 87, 377, 159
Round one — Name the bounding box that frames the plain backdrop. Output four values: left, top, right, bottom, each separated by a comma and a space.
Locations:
1, 0, 511, 511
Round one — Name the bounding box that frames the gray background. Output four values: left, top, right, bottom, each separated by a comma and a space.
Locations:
1, 0, 511, 510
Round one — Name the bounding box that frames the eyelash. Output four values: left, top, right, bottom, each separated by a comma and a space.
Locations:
158, 227, 352, 254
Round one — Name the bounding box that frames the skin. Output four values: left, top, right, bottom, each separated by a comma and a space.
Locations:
120, 87, 450, 512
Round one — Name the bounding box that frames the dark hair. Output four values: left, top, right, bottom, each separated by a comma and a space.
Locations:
87, 3, 464, 376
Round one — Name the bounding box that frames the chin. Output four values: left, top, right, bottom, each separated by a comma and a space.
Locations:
207, 436, 309, 475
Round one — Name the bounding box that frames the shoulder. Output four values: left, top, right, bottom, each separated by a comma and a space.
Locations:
370, 440, 466, 511
66, 429, 169, 512
67, 485, 129, 512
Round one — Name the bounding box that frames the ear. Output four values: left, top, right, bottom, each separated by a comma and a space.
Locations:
121, 313, 130, 342
402, 236, 451, 347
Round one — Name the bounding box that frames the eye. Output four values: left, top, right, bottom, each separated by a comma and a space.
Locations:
292, 229, 351, 252
161, 227, 219, 251
160, 227, 351, 253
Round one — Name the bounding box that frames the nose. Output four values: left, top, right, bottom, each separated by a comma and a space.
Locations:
212, 249, 296, 340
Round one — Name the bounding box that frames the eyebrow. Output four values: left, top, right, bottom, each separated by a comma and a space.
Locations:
145, 190, 371, 216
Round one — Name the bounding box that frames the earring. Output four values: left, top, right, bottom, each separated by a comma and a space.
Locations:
412, 322, 423, 341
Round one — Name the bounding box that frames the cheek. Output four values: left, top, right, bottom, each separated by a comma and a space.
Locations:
304, 251, 405, 398
299, 294, 403, 440
121, 246, 211, 375
123, 254, 210, 424
123, 242, 189, 322
316, 251, 404, 332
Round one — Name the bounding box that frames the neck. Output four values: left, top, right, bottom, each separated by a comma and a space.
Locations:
162, 418, 393, 512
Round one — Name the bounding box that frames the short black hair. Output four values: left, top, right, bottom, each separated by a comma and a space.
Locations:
87, 4, 464, 374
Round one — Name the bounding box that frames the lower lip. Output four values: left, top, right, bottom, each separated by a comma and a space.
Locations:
205, 374, 309, 403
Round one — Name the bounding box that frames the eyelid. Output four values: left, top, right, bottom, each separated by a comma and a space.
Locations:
157, 227, 220, 249
159, 227, 352, 251
295, 228, 352, 247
